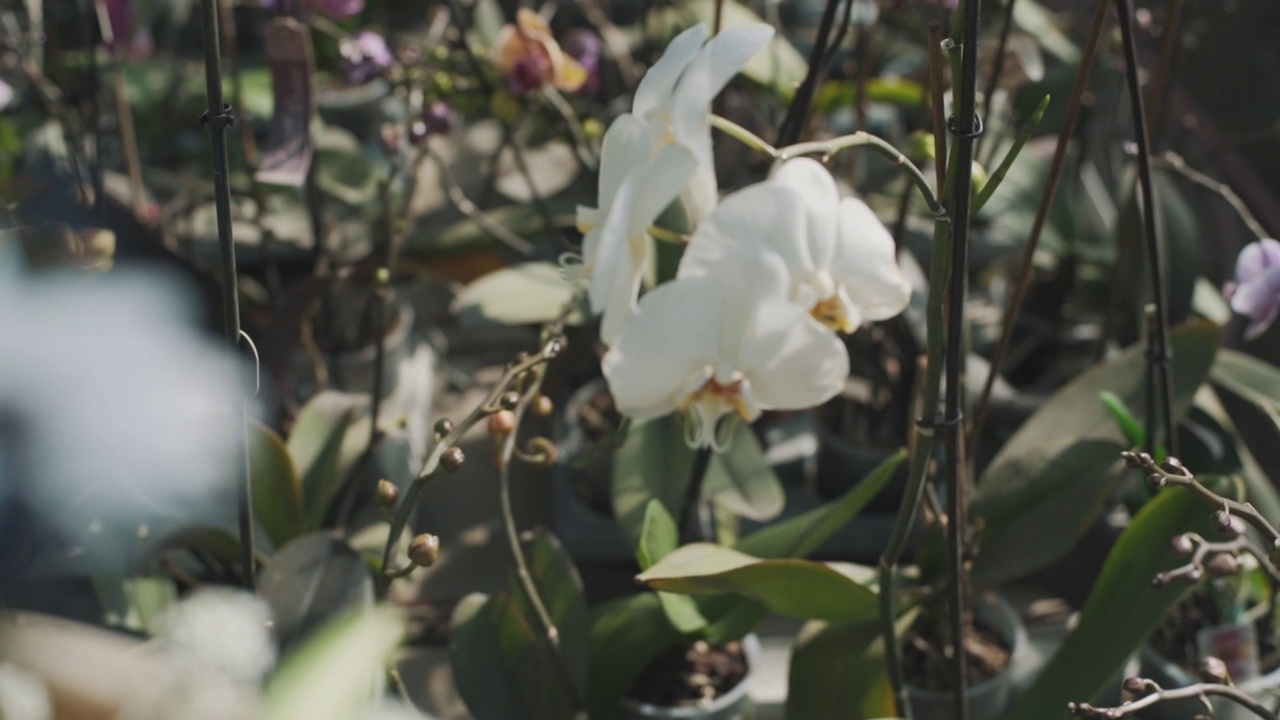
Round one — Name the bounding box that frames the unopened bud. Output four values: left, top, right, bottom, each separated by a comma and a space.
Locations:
1161, 456, 1185, 474
1147, 473, 1165, 489
499, 392, 520, 410
376, 479, 399, 508
409, 533, 440, 567
1186, 567, 1204, 582
1212, 511, 1238, 536
434, 418, 454, 440
1200, 656, 1230, 684
545, 336, 565, 357
442, 446, 466, 472
532, 395, 554, 417
1171, 534, 1195, 554
489, 410, 516, 436
1206, 553, 1239, 578
1122, 677, 1146, 695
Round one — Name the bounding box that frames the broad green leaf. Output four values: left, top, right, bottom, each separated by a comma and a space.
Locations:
970, 439, 1124, 589
613, 416, 697, 548
1211, 349, 1280, 431
973, 322, 1219, 587
454, 262, 582, 326
248, 419, 306, 548
1099, 391, 1146, 449
93, 575, 177, 635
786, 611, 917, 720
450, 529, 589, 720
399, 200, 578, 266
639, 500, 708, 634
637, 544, 878, 622
643, 0, 807, 98
258, 533, 374, 651
737, 449, 905, 560
1003, 486, 1224, 720
146, 527, 251, 569
704, 424, 785, 522
587, 593, 683, 719
315, 147, 386, 207
974, 94, 1051, 213
1012, 0, 1079, 62
288, 392, 362, 529
261, 606, 404, 720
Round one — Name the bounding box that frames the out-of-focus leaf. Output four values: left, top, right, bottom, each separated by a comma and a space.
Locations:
639, 500, 708, 634
257, 533, 374, 651
587, 592, 683, 719
786, 611, 917, 720
249, 419, 306, 548
288, 392, 363, 529
453, 262, 582, 326
261, 606, 404, 720
1012, 0, 1079, 62
637, 544, 878, 622
813, 78, 927, 113
736, 449, 905, 560
315, 147, 386, 207
495, 141, 580, 202
1099, 391, 1146, 450
93, 575, 177, 635
1003, 486, 1226, 720
613, 415, 696, 548
451, 530, 589, 720
704, 424, 785, 522
1211, 349, 1280, 431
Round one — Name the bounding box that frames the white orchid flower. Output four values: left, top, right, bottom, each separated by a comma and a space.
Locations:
631, 22, 773, 222
602, 252, 848, 450
570, 114, 696, 344
679, 157, 911, 333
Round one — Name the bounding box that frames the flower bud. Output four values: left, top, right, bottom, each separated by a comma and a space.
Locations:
409, 533, 440, 567
409, 120, 429, 145
532, 395, 554, 417
1122, 677, 1146, 695
1212, 510, 1241, 537
1171, 534, 1195, 554
434, 418, 454, 440
1147, 473, 1165, 489
1206, 553, 1239, 578
376, 479, 399, 509
1199, 656, 1230, 684
499, 392, 521, 411
441, 446, 466, 473
1161, 456, 1185, 474
489, 410, 516, 436
1186, 566, 1204, 582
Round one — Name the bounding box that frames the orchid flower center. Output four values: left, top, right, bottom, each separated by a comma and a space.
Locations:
798, 271, 854, 333
679, 364, 759, 450
810, 296, 854, 334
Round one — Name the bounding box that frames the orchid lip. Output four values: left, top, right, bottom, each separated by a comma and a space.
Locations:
678, 365, 759, 450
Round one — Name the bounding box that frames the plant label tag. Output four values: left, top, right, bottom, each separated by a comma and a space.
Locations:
256, 17, 314, 188
1197, 622, 1259, 682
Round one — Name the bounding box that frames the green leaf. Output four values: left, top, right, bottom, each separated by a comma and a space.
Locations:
1003, 486, 1223, 720
587, 593, 683, 719
453, 262, 582, 327
248, 419, 306, 548
288, 392, 363, 530
315, 147, 386, 207
814, 78, 927, 114
637, 544, 878, 622
93, 575, 177, 635
257, 533, 375, 651
643, 0, 807, 98
261, 606, 404, 720
639, 500, 708, 635
400, 200, 579, 264
974, 94, 1051, 213
1211, 349, 1280, 431
786, 611, 917, 720
972, 322, 1220, 587
612, 415, 697, 548
450, 529, 589, 720
704, 424, 785, 522
1099, 390, 1147, 449
736, 448, 905, 560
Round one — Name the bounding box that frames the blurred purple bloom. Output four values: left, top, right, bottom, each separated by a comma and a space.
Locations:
422, 101, 455, 135
508, 54, 553, 95
340, 31, 393, 85
101, 0, 131, 52
563, 28, 602, 92
0, 78, 12, 111
1227, 238, 1280, 339
262, 0, 363, 20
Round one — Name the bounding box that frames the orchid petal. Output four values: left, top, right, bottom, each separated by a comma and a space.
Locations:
633, 24, 709, 119
677, 181, 807, 282
626, 144, 696, 239
602, 278, 721, 420
771, 158, 841, 268
598, 114, 652, 206
1234, 238, 1280, 287
668, 23, 773, 150
738, 301, 848, 410
713, 253, 793, 366
829, 197, 912, 321
589, 173, 641, 315
1231, 267, 1280, 339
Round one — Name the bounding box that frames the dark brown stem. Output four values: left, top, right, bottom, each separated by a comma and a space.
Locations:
776, 0, 842, 146
1115, 0, 1177, 457
677, 448, 715, 543
1125, 452, 1280, 543
968, 0, 1109, 451
927, 21, 948, 190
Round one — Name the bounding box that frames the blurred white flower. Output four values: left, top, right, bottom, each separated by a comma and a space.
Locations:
157, 587, 276, 685
571, 114, 695, 343
0, 251, 245, 577
630, 22, 773, 222
0, 663, 51, 720
602, 253, 847, 450
678, 157, 911, 333
0, 78, 13, 111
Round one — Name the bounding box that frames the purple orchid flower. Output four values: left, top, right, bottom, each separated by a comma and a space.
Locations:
262, 0, 363, 20
340, 31, 393, 85
562, 28, 602, 92
101, 0, 132, 52
1226, 238, 1280, 339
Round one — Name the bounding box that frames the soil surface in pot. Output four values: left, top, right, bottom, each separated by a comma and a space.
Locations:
1150, 589, 1280, 674
627, 640, 748, 708
903, 618, 1012, 691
